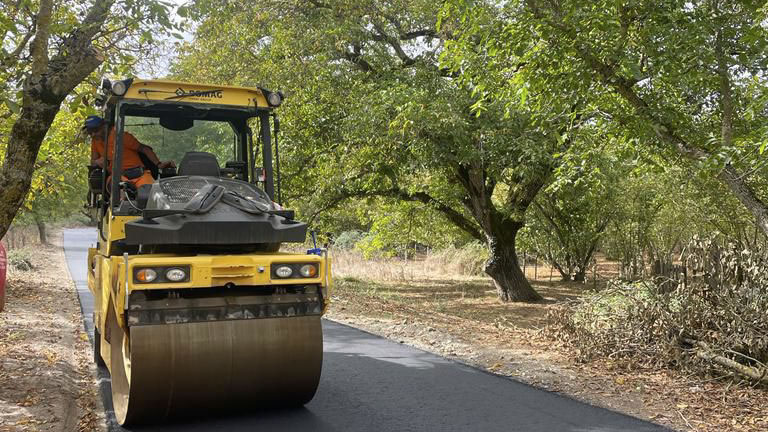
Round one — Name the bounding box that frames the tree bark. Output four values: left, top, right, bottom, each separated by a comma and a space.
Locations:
484, 221, 543, 302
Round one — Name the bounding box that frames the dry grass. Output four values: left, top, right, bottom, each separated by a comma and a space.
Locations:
330, 249, 589, 330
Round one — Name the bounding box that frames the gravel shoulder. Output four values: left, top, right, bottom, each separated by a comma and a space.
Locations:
0, 231, 104, 432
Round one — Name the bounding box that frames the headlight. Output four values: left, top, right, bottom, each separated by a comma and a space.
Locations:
272, 263, 319, 279
300, 264, 317, 278
166, 268, 187, 282
134, 266, 190, 283
275, 265, 293, 278
111, 80, 128, 95
267, 91, 282, 107
136, 268, 157, 283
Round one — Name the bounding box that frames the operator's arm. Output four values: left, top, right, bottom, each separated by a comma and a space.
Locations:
91, 140, 105, 168
125, 132, 175, 169
139, 144, 176, 169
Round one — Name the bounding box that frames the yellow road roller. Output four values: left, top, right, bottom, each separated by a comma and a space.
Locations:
85, 78, 330, 425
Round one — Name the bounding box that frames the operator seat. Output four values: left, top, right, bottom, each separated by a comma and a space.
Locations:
178, 152, 220, 177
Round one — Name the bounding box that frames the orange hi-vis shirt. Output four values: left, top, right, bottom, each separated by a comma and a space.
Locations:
91, 127, 144, 171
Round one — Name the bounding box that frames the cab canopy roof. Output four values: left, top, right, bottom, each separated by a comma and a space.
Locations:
102, 78, 282, 113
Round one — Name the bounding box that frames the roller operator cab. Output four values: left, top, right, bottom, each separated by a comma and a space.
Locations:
85, 78, 331, 425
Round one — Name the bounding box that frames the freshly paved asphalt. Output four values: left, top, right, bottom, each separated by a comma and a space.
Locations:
63, 228, 668, 432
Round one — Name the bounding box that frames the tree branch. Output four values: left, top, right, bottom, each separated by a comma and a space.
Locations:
338, 43, 375, 73
371, 22, 416, 66
1, 31, 35, 69
308, 185, 483, 241
29, 0, 52, 76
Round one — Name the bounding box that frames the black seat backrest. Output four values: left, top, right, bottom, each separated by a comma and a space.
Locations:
178, 152, 220, 177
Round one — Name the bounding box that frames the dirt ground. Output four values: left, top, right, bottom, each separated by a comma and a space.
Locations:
0, 232, 104, 432
326, 253, 768, 432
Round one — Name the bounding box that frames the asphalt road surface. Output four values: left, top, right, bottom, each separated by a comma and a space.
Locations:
63, 228, 668, 432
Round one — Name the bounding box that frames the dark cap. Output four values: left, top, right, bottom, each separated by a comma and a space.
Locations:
82, 115, 104, 130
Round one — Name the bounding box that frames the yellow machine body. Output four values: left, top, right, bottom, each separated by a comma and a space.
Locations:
85, 79, 330, 425
88, 213, 331, 330
121, 79, 270, 108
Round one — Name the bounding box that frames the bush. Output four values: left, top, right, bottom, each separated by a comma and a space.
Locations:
333, 230, 366, 250
550, 237, 768, 385
8, 249, 34, 271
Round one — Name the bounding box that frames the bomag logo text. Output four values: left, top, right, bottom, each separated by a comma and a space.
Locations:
174, 88, 223, 99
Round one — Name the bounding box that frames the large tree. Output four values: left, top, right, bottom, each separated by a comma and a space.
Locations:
0, 0, 174, 240
443, 0, 768, 238
175, 0, 590, 301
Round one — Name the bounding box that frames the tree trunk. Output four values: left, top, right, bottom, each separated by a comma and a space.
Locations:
33, 214, 47, 245
0, 92, 60, 239
484, 222, 543, 302
573, 269, 586, 282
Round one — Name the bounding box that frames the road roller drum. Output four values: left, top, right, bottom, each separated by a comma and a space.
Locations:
109, 313, 322, 424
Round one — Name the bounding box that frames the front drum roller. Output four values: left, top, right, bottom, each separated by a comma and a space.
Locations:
107, 303, 323, 425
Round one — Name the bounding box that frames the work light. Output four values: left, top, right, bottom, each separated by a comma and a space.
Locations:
111, 80, 128, 96
267, 91, 282, 107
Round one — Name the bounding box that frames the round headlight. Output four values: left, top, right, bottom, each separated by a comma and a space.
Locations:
166, 268, 187, 282
136, 268, 157, 283
267, 92, 282, 107
111, 80, 127, 95
275, 265, 293, 278
299, 264, 317, 278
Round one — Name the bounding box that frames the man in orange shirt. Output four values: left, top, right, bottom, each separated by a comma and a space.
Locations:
84, 116, 174, 188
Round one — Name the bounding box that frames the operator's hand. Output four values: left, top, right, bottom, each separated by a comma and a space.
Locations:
158, 161, 176, 169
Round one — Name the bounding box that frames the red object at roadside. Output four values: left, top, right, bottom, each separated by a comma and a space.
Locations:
0, 242, 6, 312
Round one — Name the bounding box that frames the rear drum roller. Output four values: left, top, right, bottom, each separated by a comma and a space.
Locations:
106, 304, 323, 425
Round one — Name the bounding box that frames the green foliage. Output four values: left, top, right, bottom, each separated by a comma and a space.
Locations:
171, 1, 571, 289
0, 0, 178, 113
16, 110, 90, 223
520, 129, 624, 280
125, 118, 235, 164
442, 0, 768, 239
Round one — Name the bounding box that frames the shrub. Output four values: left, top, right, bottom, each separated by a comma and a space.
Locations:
550, 237, 768, 385
333, 230, 366, 250
8, 249, 34, 271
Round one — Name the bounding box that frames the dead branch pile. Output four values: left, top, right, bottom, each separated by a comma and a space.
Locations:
550, 237, 768, 385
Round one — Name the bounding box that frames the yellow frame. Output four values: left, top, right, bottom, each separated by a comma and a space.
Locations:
120, 79, 270, 109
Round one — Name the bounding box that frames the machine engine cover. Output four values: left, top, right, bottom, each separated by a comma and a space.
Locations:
124, 176, 307, 245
